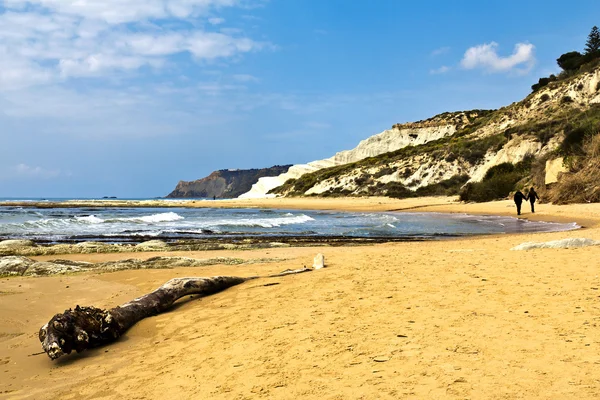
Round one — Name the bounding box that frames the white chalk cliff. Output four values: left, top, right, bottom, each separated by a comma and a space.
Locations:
268, 65, 600, 197
233, 64, 600, 199
239, 123, 458, 198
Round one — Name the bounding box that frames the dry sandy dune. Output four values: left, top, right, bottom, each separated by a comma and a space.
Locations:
2, 197, 600, 399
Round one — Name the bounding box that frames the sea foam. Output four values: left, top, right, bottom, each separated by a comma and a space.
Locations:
209, 214, 314, 228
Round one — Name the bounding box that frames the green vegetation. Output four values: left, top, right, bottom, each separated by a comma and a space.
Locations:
500, 105, 600, 147
459, 156, 534, 202
532, 26, 600, 92
413, 174, 469, 197
558, 104, 600, 156
441, 133, 507, 164
315, 174, 469, 199
531, 75, 558, 92
269, 119, 505, 197
584, 26, 600, 55
382, 174, 470, 199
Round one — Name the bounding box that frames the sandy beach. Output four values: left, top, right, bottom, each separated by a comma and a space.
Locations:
2, 196, 600, 399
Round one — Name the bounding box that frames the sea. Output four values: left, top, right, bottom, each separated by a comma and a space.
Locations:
0, 197, 580, 244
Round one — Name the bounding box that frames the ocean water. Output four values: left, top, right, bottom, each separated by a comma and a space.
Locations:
0, 204, 580, 243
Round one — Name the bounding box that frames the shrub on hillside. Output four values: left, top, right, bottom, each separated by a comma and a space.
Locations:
557, 51, 585, 71
482, 162, 515, 180
382, 175, 469, 199
459, 160, 532, 203
560, 126, 589, 155
561, 95, 574, 104
444, 134, 507, 165
531, 75, 558, 92
373, 167, 395, 178
385, 182, 414, 198
414, 174, 469, 197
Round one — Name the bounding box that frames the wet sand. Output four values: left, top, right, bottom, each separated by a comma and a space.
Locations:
2, 197, 600, 399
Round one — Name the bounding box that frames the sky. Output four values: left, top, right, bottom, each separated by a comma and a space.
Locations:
0, 0, 599, 198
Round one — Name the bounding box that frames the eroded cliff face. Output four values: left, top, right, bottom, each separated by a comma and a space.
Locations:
167, 165, 292, 199
269, 66, 600, 198
239, 112, 481, 198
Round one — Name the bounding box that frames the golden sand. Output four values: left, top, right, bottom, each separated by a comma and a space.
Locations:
2, 197, 600, 399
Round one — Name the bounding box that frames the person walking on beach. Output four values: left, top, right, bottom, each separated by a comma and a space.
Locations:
514, 190, 526, 215
526, 187, 540, 213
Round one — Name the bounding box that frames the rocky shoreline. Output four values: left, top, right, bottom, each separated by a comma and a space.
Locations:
0, 255, 286, 277
0, 236, 429, 258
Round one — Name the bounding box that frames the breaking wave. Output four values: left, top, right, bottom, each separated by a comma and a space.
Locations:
208, 214, 314, 228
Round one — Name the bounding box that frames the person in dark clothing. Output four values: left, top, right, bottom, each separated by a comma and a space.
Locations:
526, 187, 540, 213
514, 190, 526, 215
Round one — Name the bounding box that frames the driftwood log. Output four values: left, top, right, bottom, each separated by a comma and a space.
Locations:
40, 267, 312, 360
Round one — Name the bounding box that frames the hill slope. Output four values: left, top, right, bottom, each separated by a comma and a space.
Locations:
238, 112, 476, 198
268, 66, 600, 199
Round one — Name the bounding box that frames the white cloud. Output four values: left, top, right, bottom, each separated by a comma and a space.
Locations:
1, 0, 239, 24
430, 66, 450, 75
0, 0, 267, 88
461, 42, 535, 74
431, 46, 450, 56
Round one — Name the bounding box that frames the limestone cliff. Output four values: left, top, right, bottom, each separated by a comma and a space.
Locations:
267, 65, 600, 198
239, 111, 484, 198
167, 165, 292, 199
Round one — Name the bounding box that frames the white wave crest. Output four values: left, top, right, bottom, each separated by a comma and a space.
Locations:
212, 214, 314, 228
129, 212, 184, 224
75, 215, 105, 224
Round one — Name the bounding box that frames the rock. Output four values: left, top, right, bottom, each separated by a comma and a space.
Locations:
268, 242, 290, 248
75, 242, 107, 248
25, 262, 86, 276
143, 256, 199, 268
1, 255, 282, 277
135, 240, 169, 250
545, 157, 568, 185
511, 238, 600, 251
313, 253, 325, 269
0, 256, 35, 276
0, 240, 35, 248
73, 242, 116, 254
167, 165, 292, 199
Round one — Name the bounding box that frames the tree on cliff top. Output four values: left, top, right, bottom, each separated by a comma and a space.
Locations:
585, 26, 600, 55
557, 51, 584, 71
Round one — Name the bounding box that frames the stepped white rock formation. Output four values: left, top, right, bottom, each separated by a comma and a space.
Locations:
239, 124, 457, 198
276, 65, 600, 197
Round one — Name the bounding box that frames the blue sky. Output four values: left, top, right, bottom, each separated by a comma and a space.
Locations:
0, 0, 598, 197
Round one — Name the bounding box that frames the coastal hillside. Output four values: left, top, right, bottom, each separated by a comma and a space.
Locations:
267, 64, 600, 200
239, 112, 477, 198
167, 165, 291, 199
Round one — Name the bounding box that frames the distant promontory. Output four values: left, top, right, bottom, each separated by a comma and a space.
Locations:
166, 165, 292, 199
